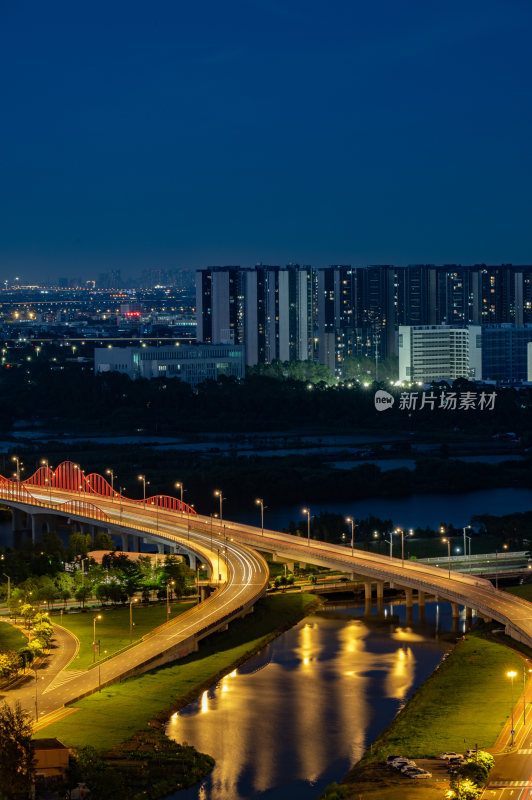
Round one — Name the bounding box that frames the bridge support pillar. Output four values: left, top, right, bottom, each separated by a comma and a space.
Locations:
128, 535, 141, 553
364, 582, 372, 615
31, 513, 50, 543
451, 603, 460, 619
418, 590, 425, 608
188, 553, 197, 571
12, 508, 27, 534
466, 607, 473, 625
483, 616, 492, 623
405, 588, 413, 608
376, 581, 384, 614
120, 533, 129, 552
156, 543, 165, 554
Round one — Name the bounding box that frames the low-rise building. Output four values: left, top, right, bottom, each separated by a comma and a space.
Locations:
398, 325, 482, 383
94, 343, 245, 387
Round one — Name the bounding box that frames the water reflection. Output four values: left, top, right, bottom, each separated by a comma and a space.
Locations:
166, 602, 452, 800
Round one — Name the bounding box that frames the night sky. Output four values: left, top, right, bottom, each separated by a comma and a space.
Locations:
1, 0, 531, 280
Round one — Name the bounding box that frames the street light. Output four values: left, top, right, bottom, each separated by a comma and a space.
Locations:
129, 597, 138, 643
93, 614, 102, 663
523, 665, 532, 724
495, 544, 508, 590
256, 498, 264, 536
384, 529, 394, 558
166, 580, 175, 622
442, 538, 451, 579
397, 527, 413, 569
175, 482, 184, 509
119, 486, 126, 524
346, 517, 354, 557
106, 469, 115, 501
302, 508, 311, 546
12, 455, 21, 482
214, 490, 223, 522
507, 670, 517, 746
41, 459, 53, 500
138, 475, 149, 504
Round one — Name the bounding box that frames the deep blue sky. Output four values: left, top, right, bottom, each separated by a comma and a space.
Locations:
1, 0, 531, 281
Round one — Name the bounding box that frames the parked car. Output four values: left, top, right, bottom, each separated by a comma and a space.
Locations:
448, 756, 466, 766
391, 758, 416, 770
439, 751, 463, 760
386, 754, 403, 764
465, 749, 478, 758
409, 769, 432, 779
401, 766, 420, 775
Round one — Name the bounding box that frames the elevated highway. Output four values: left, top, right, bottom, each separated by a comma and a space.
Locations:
1, 461, 532, 718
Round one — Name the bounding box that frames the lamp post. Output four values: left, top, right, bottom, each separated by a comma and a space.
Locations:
495, 544, 508, 589
256, 498, 264, 536
507, 670, 517, 746
138, 475, 148, 504
93, 614, 102, 663
119, 486, 126, 524
129, 597, 138, 644
214, 490, 223, 523
302, 508, 311, 546
463, 525, 471, 568
175, 482, 183, 510
166, 581, 175, 622
106, 469, 115, 501
34, 666, 39, 721
41, 459, 53, 500
346, 517, 354, 557
12, 455, 21, 482
442, 537, 451, 579
384, 530, 394, 558
397, 528, 413, 568
2, 572, 10, 602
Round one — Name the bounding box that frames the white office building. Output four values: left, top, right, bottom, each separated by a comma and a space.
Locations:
94, 344, 245, 387
398, 325, 482, 383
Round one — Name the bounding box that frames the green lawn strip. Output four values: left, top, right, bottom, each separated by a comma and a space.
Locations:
506, 585, 532, 602
57, 601, 195, 670
0, 620, 27, 650
36, 593, 320, 752
358, 630, 523, 763
317, 629, 524, 800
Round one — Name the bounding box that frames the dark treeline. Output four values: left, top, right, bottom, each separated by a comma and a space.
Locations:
2, 445, 531, 519
0, 362, 531, 435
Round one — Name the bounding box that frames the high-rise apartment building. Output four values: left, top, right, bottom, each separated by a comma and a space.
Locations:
195, 267, 245, 345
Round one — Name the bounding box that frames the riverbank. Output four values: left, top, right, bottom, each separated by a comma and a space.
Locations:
34, 593, 321, 799
321, 626, 529, 799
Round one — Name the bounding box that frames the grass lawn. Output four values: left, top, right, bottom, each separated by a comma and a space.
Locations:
0, 620, 27, 650
36, 593, 319, 752
356, 629, 523, 763
58, 601, 195, 670
506, 584, 532, 602
324, 763, 445, 800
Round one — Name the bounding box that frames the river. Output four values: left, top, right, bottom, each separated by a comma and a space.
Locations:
165, 601, 457, 800
231, 487, 532, 531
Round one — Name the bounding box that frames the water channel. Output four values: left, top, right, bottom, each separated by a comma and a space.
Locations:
165, 601, 460, 800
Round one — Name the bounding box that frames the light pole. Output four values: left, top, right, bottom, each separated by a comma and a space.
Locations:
106, 469, 115, 501
166, 581, 175, 622
256, 498, 264, 536
2, 572, 10, 602
442, 537, 451, 579
175, 482, 183, 509
384, 530, 394, 558
119, 486, 126, 524
41, 459, 52, 500
507, 670, 517, 746
214, 490, 223, 522
463, 525, 471, 568
397, 528, 413, 568
495, 544, 508, 589
129, 597, 138, 644
93, 614, 102, 663
34, 666, 38, 721
138, 475, 148, 504
12, 455, 21, 482
346, 517, 354, 557
302, 508, 311, 546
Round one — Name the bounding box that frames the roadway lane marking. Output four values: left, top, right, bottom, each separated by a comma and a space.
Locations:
43, 669, 87, 694
518, 749, 532, 754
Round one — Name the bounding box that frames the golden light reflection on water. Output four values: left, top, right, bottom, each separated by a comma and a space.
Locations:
166, 616, 440, 800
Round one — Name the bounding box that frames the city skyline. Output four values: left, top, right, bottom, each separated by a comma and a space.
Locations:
1, 0, 531, 280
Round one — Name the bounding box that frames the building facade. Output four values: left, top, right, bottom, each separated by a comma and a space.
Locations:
94, 344, 245, 386
398, 325, 482, 383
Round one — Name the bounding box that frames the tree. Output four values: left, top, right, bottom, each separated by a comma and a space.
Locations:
0, 701, 35, 800
0, 651, 21, 682
68, 532, 92, 560
94, 531, 115, 551
74, 586, 91, 608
